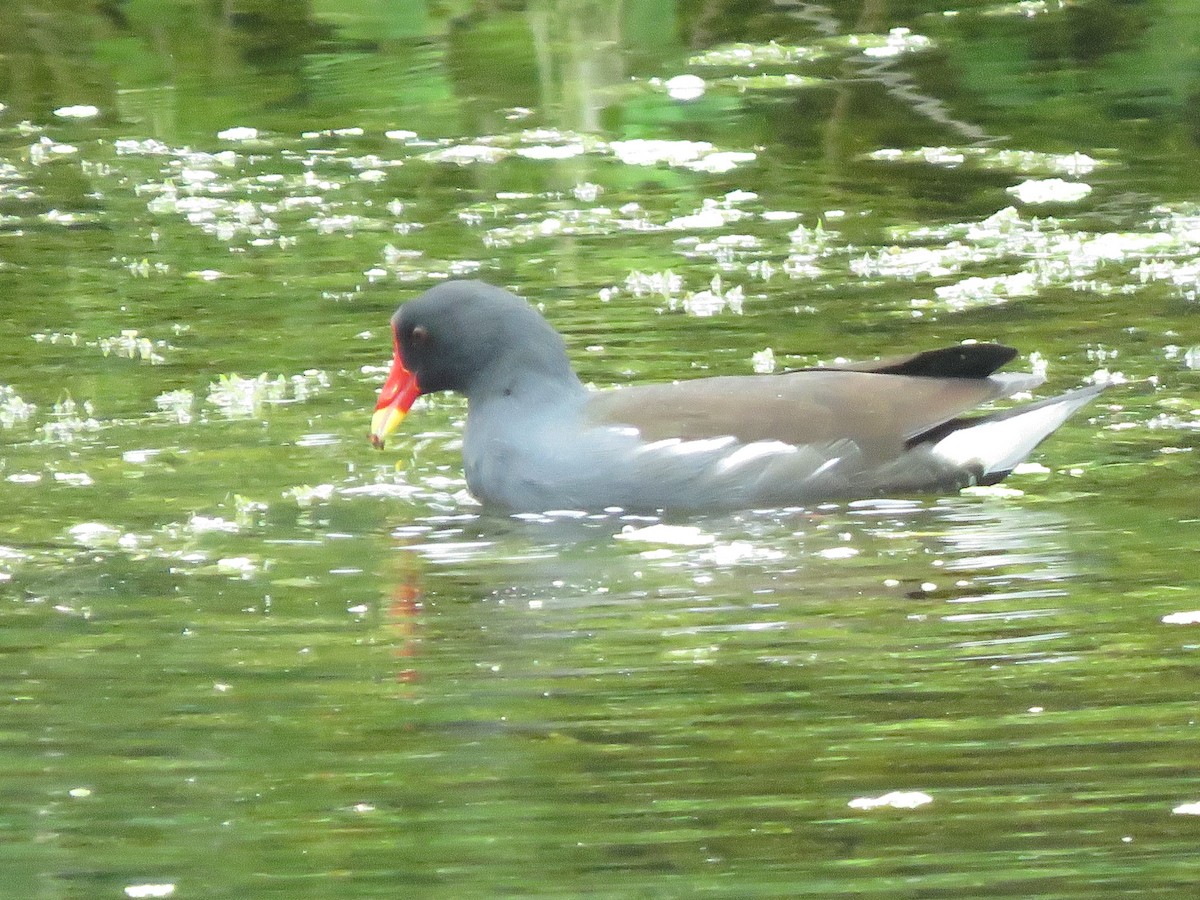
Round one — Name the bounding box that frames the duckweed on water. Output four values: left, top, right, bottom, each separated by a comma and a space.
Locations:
867, 146, 1103, 176
205, 370, 330, 418
687, 41, 829, 67
0, 385, 35, 428
97, 330, 170, 364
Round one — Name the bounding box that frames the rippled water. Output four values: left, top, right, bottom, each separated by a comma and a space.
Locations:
2, 1, 1199, 896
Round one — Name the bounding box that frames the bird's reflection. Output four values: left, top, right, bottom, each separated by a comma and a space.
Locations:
388, 573, 422, 686
379, 495, 1094, 684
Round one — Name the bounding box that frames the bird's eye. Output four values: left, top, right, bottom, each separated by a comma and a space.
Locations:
410, 325, 429, 346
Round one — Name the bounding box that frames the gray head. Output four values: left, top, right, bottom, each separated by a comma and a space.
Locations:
391, 280, 578, 401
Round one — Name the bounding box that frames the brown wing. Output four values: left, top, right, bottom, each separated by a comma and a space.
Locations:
584, 365, 1038, 465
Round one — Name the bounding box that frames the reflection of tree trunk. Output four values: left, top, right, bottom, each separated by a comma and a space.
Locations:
528, 0, 626, 133
864, 0, 993, 143
683, 0, 713, 46
524, 1, 627, 285
822, 0, 889, 162
780, 0, 842, 37
812, 0, 993, 155
0, 2, 106, 119
870, 65, 993, 143
823, 82, 852, 167
856, 0, 887, 32
569, 9, 598, 132
820, 0, 886, 168
528, 4, 559, 118
214, 0, 239, 93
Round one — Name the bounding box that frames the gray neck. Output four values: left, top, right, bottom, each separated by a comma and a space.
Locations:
467, 354, 585, 408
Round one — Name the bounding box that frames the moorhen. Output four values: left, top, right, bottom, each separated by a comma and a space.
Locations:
370, 280, 1103, 513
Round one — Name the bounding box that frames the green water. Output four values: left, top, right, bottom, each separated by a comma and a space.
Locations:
2, 1, 1199, 896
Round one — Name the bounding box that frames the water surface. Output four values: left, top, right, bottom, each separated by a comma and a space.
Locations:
2, 2, 1199, 896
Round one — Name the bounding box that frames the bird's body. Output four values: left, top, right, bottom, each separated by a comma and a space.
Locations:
370, 280, 1103, 513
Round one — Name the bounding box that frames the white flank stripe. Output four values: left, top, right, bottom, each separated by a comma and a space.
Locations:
666, 435, 739, 456
637, 438, 682, 454
808, 456, 843, 480
718, 440, 798, 472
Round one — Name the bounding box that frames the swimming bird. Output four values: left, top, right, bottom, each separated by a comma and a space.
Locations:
370, 280, 1102, 513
